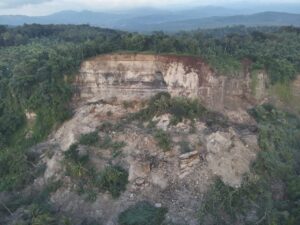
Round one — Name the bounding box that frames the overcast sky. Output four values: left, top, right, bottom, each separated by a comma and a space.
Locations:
0, 0, 299, 16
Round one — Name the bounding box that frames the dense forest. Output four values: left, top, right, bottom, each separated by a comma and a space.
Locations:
0, 24, 300, 225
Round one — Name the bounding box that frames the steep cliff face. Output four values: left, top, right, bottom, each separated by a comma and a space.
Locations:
76, 54, 262, 111
37, 54, 263, 225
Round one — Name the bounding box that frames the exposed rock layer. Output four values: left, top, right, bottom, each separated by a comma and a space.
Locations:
76, 54, 263, 111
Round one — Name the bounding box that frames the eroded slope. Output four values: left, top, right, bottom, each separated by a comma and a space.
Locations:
13, 54, 262, 225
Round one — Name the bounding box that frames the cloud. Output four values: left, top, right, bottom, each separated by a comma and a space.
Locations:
0, 0, 198, 15
0, 0, 52, 8
0, 0, 299, 16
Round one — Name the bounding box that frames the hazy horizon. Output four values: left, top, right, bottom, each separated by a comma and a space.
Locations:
1, 0, 300, 16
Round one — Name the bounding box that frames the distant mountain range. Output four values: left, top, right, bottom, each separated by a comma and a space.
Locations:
1, 7, 300, 32
143, 12, 300, 32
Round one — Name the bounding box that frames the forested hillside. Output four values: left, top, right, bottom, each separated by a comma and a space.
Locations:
1, 24, 299, 147
0, 24, 300, 225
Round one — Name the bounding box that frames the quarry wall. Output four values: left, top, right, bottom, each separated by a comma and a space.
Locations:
75, 54, 266, 111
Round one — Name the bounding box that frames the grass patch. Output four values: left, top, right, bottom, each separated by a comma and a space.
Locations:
64, 144, 128, 200
64, 144, 97, 200
122, 100, 135, 109
118, 201, 167, 225
271, 81, 293, 103
179, 140, 193, 153
154, 129, 172, 152
79, 131, 99, 146
78, 131, 126, 151
96, 166, 128, 198
98, 135, 126, 151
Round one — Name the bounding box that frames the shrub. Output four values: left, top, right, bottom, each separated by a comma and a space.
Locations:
118, 201, 167, 225
96, 166, 128, 198
122, 101, 135, 109
205, 112, 229, 129
64, 144, 96, 199
64, 140, 128, 199
130, 92, 207, 125
64, 144, 89, 165
154, 129, 171, 151
98, 121, 114, 132
79, 131, 99, 146
30, 205, 57, 225
79, 132, 126, 151
106, 111, 113, 116
169, 97, 206, 124
98, 135, 113, 149
0, 148, 30, 191
85, 189, 98, 202
110, 141, 127, 151
130, 92, 171, 121
98, 135, 126, 150
179, 141, 192, 153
